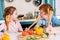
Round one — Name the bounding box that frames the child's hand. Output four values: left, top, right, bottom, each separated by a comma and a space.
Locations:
25, 27, 29, 31
46, 25, 53, 32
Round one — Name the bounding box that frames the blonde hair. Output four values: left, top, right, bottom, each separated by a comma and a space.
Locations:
3, 6, 16, 30
39, 4, 53, 25
39, 4, 53, 14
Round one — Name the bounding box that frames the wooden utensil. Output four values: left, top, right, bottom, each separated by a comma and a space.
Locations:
28, 16, 40, 29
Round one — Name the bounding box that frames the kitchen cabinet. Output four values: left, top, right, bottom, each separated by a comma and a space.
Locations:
19, 19, 36, 30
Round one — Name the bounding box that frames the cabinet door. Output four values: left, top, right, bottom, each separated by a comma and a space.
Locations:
0, 0, 4, 20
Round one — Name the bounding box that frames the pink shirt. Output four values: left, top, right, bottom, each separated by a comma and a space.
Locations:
0, 21, 23, 33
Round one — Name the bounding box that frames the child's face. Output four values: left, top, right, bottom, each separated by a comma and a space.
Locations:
40, 10, 48, 19
11, 10, 18, 21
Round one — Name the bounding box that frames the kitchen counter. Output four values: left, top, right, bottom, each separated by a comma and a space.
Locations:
19, 19, 35, 25
2, 27, 60, 40
7, 32, 22, 40
18, 27, 60, 40
0, 19, 35, 24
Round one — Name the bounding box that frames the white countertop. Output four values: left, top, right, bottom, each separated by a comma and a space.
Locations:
7, 30, 60, 40
0, 27, 60, 40
8, 32, 22, 40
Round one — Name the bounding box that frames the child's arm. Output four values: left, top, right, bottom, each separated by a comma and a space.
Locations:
0, 25, 4, 31
17, 21, 23, 32
52, 16, 60, 26
34, 19, 44, 30
0, 23, 6, 32
46, 8, 53, 32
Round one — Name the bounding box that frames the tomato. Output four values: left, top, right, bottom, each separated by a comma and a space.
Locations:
28, 29, 34, 35
22, 31, 28, 36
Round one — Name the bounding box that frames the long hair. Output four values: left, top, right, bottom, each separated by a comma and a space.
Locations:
39, 4, 53, 26
39, 4, 53, 14
3, 6, 16, 30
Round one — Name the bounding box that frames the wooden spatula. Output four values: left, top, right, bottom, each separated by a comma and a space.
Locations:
28, 16, 40, 29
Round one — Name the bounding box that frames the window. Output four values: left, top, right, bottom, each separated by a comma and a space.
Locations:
56, 0, 60, 16
0, 0, 4, 20
45, 0, 56, 16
